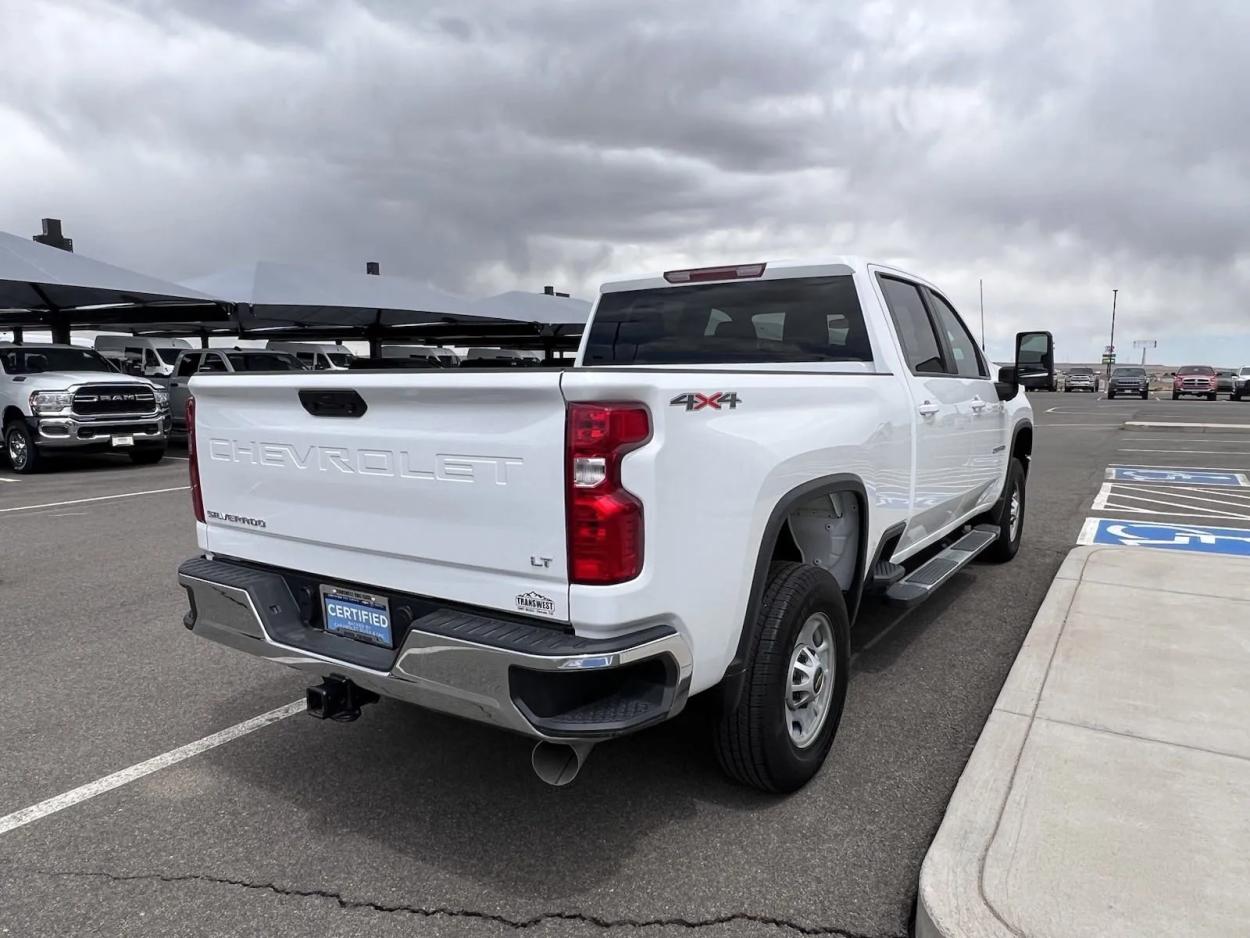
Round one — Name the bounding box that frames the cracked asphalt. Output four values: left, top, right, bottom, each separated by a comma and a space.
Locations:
4, 396, 1236, 937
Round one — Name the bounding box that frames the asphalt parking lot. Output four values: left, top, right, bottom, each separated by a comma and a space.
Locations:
2, 395, 1249, 938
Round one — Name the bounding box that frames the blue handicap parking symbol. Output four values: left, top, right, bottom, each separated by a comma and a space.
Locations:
1106, 467, 1249, 487
1083, 518, 1250, 556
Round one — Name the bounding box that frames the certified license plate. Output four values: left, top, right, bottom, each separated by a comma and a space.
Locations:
321, 586, 392, 648
111, 435, 135, 447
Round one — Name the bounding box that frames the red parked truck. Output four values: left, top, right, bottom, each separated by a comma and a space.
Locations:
1172, 365, 1218, 401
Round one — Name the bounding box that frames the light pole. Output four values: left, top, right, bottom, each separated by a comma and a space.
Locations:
1106, 288, 1118, 385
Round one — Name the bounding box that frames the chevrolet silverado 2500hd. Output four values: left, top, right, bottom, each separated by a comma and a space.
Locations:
177, 258, 1048, 792
2, 344, 170, 473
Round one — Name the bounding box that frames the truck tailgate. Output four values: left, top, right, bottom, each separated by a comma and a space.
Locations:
190, 372, 570, 621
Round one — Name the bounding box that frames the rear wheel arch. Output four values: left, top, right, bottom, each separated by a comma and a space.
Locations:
719, 474, 869, 713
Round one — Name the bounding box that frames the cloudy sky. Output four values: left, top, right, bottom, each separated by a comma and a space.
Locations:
2, 0, 1249, 363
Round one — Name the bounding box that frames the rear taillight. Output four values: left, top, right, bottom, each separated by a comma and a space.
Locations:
566, 402, 650, 585
186, 397, 204, 523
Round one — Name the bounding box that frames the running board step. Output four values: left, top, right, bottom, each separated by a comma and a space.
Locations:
885, 525, 999, 607
869, 560, 906, 593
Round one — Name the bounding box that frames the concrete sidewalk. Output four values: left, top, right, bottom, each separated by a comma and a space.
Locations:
917, 546, 1250, 938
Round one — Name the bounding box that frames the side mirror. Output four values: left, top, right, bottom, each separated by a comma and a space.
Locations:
1014, 330, 1055, 394
995, 365, 1018, 401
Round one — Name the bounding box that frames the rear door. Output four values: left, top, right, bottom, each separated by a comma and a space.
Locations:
191, 371, 572, 621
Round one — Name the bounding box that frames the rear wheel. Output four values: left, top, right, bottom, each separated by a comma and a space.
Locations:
714, 563, 850, 793
983, 458, 1025, 563
4, 421, 41, 474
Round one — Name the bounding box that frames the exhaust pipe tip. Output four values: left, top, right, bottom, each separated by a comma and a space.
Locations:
531, 740, 594, 787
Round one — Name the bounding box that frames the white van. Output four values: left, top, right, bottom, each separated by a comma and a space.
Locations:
93, 335, 194, 378
378, 345, 459, 366
265, 342, 355, 371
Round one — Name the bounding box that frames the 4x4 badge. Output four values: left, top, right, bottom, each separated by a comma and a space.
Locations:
670, 392, 741, 411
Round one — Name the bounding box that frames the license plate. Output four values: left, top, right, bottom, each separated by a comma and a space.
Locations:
321, 586, 392, 648
111, 435, 134, 447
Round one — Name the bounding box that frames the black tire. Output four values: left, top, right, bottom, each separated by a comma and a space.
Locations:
714, 563, 850, 793
1107, 391, 1115, 400
983, 458, 1025, 563
1141, 390, 1149, 400
130, 446, 166, 465
1208, 392, 1218, 402
1064, 387, 1070, 393
4, 421, 41, 474
1172, 391, 1179, 400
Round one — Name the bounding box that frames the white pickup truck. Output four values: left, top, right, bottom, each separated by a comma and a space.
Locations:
2, 343, 170, 473
177, 258, 1047, 792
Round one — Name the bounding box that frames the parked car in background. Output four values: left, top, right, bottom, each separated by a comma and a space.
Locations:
168, 349, 306, 432
1233, 367, 1250, 401
1215, 370, 1237, 396
1108, 366, 1150, 400
94, 335, 195, 379
266, 341, 355, 371
1173, 365, 1218, 400
1, 343, 169, 472
377, 345, 460, 367
1065, 367, 1098, 392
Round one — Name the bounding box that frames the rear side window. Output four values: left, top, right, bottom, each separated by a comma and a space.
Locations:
224, 352, 304, 372
175, 354, 199, 377
583, 276, 872, 365
878, 277, 945, 374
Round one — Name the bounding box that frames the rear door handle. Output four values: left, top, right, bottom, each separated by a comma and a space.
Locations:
918, 401, 941, 417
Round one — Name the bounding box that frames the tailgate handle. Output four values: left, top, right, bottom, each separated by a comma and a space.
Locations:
299, 389, 367, 418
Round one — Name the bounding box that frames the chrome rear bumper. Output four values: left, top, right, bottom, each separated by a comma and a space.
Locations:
178, 556, 693, 743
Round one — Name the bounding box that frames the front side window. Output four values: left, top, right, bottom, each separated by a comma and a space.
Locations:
197, 354, 227, 374
878, 276, 945, 374
584, 275, 872, 365
927, 291, 987, 378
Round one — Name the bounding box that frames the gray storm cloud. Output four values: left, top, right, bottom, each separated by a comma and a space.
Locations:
2, 0, 1248, 359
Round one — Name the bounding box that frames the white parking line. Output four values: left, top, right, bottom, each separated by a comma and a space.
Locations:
0, 477, 19, 483
1111, 462, 1250, 472
1118, 448, 1250, 456
0, 700, 303, 837
1091, 483, 1250, 521
0, 485, 190, 514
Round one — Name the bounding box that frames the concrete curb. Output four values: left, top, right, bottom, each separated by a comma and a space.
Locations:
916, 546, 1250, 938
915, 550, 1087, 938
1123, 420, 1250, 433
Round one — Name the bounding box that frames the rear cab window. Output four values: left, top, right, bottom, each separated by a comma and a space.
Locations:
583, 276, 873, 365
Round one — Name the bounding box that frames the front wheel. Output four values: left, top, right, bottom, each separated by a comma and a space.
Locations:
1141, 390, 1149, 400
1208, 392, 1218, 401
714, 563, 850, 793
983, 458, 1025, 563
1172, 391, 1180, 400
4, 421, 41, 474
1107, 391, 1116, 399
